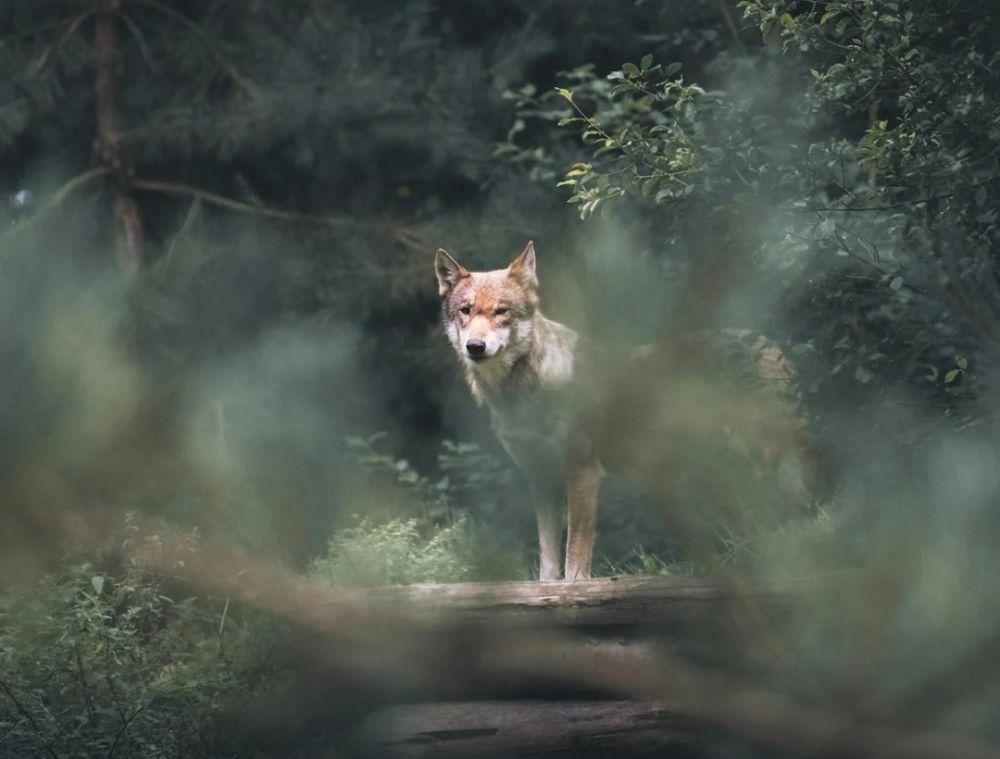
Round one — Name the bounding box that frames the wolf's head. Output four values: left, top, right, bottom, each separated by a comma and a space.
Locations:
434, 241, 539, 382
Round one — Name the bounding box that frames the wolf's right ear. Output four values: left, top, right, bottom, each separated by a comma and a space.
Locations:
435, 249, 469, 297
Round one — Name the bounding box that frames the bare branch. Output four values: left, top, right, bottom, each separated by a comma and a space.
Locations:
131, 178, 357, 227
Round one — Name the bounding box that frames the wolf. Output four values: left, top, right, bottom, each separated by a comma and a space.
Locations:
435, 241, 812, 581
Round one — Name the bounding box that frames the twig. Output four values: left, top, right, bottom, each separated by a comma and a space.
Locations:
162, 195, 201, 262
218, 595, 230, 637
107, 704, 145, 759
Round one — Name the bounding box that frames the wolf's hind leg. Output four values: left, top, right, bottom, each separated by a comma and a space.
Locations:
564, 457, 604, 581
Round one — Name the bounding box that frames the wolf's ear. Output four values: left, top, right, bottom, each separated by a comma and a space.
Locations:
435, 248, 469, 297
507, 240, 537, 289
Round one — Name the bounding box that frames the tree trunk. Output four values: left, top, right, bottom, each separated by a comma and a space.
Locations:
94, 0, 143, 279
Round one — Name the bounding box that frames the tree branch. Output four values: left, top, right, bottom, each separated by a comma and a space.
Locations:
131, 178, 358, 227
26, 9, 95, 78
107, 704, 145, 759
132, 178, 432, 252
127, 0, 259, 95
0, 167, 111, 243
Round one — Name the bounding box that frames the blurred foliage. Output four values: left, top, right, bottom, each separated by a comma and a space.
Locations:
3, 0, 1000, 753
0, 515, 277, 757
499, 0, 1000, 480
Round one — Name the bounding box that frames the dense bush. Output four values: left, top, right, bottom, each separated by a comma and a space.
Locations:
0, 518, 276, 757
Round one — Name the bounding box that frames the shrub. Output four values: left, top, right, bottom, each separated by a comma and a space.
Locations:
0, 520, 276, 758
309, 516, 477, 587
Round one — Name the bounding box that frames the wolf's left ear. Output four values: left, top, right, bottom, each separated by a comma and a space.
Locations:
507, 240, 537, 289
435, 248, 469, 297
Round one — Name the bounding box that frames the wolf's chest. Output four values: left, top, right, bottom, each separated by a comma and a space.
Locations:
488, 393, 573, 475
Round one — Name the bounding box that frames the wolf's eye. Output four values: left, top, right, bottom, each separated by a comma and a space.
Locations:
495, 308, 509, 316
459, 306, 471, 315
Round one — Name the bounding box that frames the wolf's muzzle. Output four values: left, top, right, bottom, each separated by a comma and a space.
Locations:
466, 339, 487, 359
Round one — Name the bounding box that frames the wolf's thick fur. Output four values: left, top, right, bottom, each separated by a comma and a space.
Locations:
435, 241, 810, 581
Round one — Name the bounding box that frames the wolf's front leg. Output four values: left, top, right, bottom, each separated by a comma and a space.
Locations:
564, 457, 604, 580
531, 486, 564, 581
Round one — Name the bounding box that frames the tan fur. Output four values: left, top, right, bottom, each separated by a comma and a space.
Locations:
435, 242, 812, 581
436, 242, 600, 580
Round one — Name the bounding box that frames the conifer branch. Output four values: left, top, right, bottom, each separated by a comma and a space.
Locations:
119, 12, 158, 74
128, 0, 259, 95
26, 8, 94, 78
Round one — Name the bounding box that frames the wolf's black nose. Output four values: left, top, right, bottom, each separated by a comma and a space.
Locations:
466, 340, 486, 357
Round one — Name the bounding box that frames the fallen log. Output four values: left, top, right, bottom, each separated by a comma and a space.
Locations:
141, 540, 998, 759
365, 572, 850, 628
362, 700, 704, 758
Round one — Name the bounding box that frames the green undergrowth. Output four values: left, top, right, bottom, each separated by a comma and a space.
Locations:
0, 520, 278, 758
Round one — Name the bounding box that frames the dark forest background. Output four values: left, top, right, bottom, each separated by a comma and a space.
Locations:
3, 0, 1000, 755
